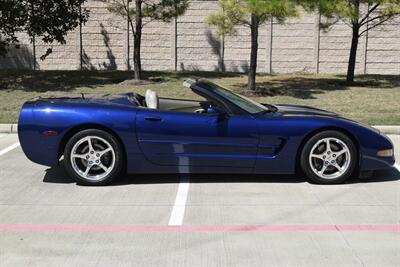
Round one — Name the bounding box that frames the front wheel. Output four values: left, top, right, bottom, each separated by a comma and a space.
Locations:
64, 129, 123, 185
300, 131, 357, 184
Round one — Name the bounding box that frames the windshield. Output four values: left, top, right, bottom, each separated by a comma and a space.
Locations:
197, 81, 269, 114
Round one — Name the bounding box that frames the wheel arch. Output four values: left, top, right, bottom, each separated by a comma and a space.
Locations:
295, 126, 360, 174
58, 123, 127, 167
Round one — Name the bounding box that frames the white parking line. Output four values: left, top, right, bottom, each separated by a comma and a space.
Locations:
168, 177, 190, 226
0, 142, 20, 156
395, 163, 400, 172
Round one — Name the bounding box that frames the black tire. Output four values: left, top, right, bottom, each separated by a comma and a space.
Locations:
63, 129, 123, 185
300, 130, 357, 184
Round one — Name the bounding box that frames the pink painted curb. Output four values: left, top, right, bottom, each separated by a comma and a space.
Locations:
0, 224, 398, 232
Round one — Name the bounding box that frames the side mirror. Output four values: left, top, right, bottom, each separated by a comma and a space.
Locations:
207, 105, 225, 115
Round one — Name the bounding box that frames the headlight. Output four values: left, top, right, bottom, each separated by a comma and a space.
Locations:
377, 149, 393, 157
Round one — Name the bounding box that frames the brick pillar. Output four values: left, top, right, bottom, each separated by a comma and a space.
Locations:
360, 4, 370, 75
171, 17, 178, 71
76, 25, 82, 70
313, 11, 321, 74
265, 18, 273, 73
123, 0, 130, 71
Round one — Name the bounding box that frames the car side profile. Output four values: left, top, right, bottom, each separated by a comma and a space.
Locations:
18, 79, 395, 185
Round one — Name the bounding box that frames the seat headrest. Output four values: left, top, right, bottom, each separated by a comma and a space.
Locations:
145, 89, 159, 109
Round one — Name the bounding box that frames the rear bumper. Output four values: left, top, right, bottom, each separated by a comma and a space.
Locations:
18, 126, 60, 167
18, 102, 60, 167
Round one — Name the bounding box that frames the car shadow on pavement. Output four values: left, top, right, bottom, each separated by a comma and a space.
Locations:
43, 166, 400, 186
119, 173, 306, 185
347, 167, 400, 184
42, 166, 304, 185
43, 166, 76, 184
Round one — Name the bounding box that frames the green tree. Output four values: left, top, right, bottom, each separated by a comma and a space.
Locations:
300, 0, 400, 83
0, 0, 89, 64
207, 0, 298, 90
207, 3, 235, 72
107, 0, 189, 80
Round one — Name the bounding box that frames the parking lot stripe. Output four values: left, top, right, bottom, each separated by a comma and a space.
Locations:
168, 177, 190, 226
0, 142, 20, 156
0, 224, 398, 232
395, 163, 400, 171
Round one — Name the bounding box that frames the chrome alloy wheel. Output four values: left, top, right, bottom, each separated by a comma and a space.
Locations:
70, 136, 115, 181
308, 137, 351, 180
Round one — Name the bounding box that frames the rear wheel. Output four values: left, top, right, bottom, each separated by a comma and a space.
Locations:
64, 129, 123, 185
300, 130, 357, 184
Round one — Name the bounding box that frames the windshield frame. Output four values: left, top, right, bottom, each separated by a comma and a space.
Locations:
193, 80, 271, 115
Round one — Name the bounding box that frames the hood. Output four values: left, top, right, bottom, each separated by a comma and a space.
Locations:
272, 104, 338, 117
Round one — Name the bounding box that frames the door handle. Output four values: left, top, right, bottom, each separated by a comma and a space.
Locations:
144, 117, 163, 122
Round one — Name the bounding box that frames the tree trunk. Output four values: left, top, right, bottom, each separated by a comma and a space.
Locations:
346, 24, 359, 83
248, 14, 259, 91
133, 0, 142, 80
347, 0, 360, 83
32, 35, 36, 70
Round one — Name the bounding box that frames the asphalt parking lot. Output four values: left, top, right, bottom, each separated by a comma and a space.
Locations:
0, 133, 399, 267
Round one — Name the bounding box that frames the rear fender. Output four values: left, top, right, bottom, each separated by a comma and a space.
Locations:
18, 102, 139, 167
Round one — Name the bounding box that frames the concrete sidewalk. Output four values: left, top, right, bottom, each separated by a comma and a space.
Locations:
1, 123, 400, 134
0, 124, 18, 133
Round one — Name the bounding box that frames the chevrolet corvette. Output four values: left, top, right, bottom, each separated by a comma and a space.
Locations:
18, 79, 395, 185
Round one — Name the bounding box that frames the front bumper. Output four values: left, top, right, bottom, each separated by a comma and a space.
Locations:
360, 133, 395, 171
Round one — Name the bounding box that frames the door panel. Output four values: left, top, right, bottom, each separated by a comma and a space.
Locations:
136, 109, 259, 168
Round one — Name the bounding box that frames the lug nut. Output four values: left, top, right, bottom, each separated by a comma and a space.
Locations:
90, 151, 94, 154
331, 160, 335, 164
96, 153, 100, 157
333, 154, 336, 157
89, 161, 93, 164
327, 151, 331, 155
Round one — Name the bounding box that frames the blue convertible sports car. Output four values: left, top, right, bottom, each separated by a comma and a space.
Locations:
18, 79, 395, 185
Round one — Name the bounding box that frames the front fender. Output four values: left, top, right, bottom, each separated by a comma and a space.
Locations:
253, 114, 394, 174
302, 117, 395, 171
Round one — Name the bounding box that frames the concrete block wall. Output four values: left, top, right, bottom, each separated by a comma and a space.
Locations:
366, 16, 400, 74
0, 0, 399, 75
80, 0, 126, 70
0, 32, 34, 70
35, 31, 79, 70
177, 1, 220, 71
272, 12, 315, 73
141, 20, 173, 71
319, 23, 365, 74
